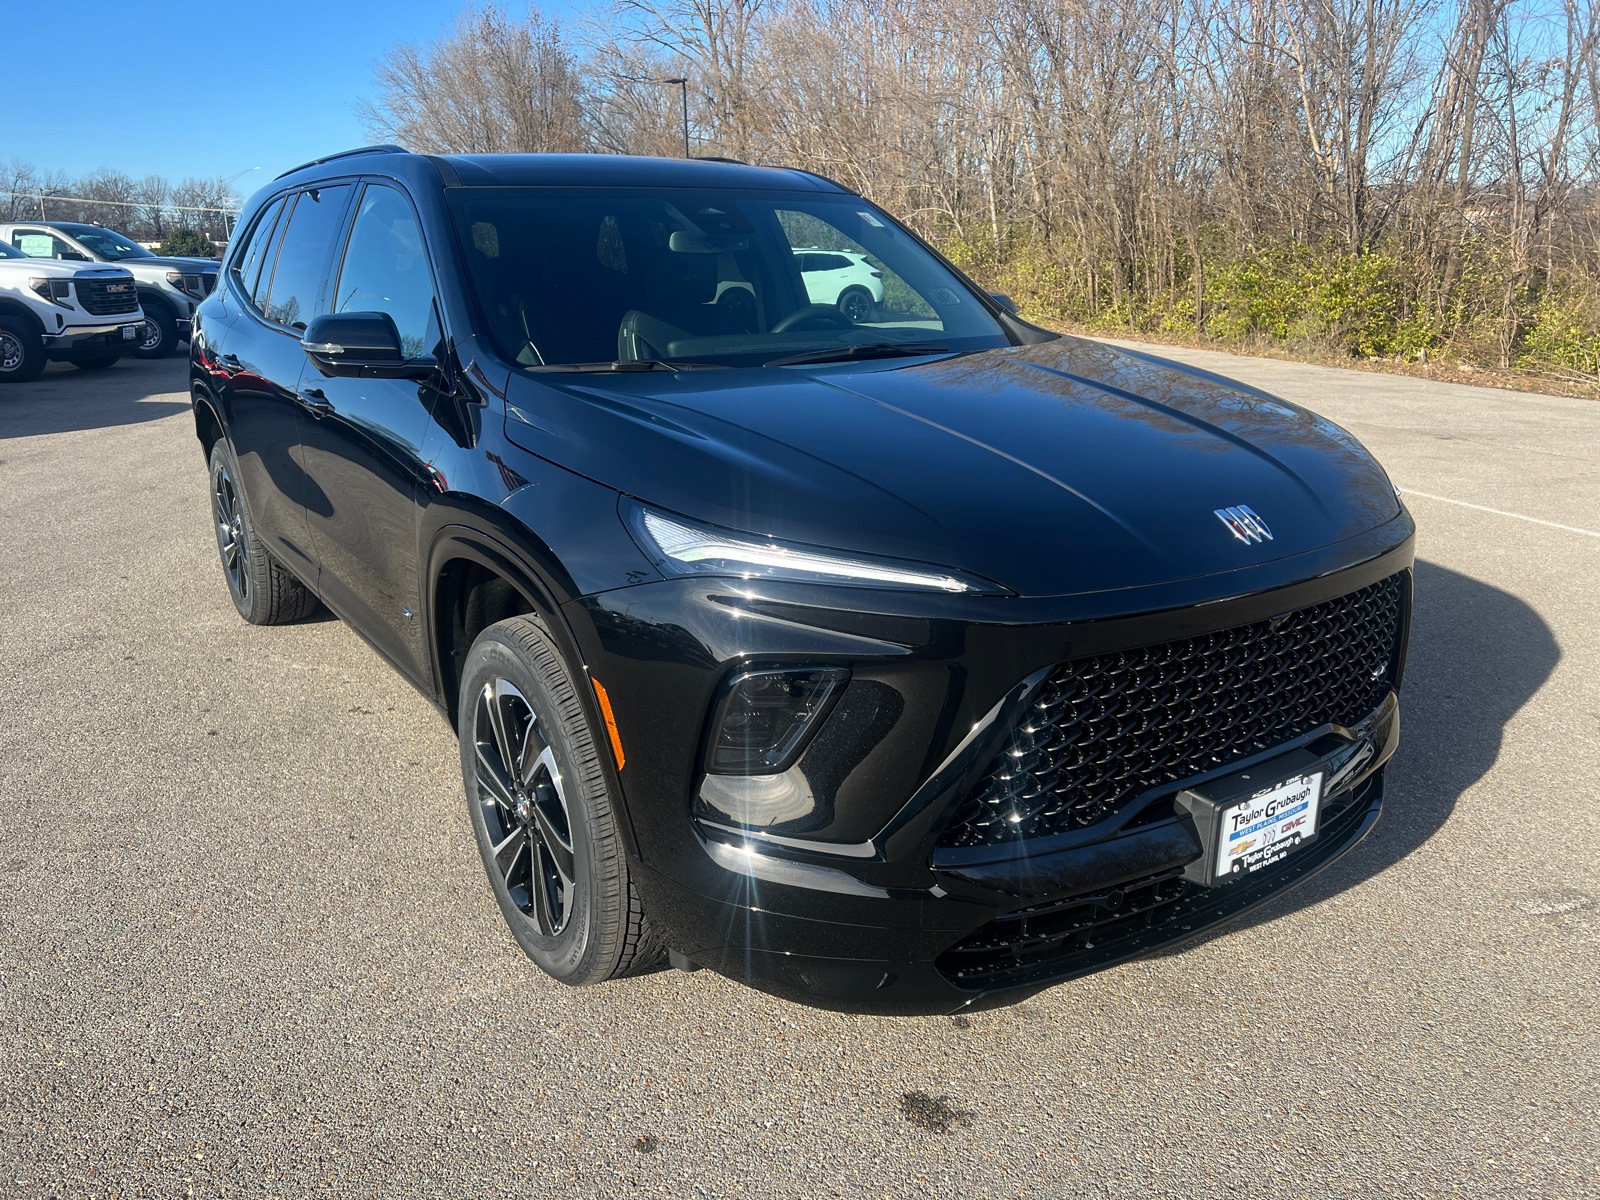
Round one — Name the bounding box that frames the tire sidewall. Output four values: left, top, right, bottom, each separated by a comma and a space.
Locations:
133, 306, 176, 359
0, 317, 45, 383
457, 625, 608, 983
207, 440, 263, 623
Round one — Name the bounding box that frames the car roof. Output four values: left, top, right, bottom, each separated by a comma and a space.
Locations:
272, 146, 850, 195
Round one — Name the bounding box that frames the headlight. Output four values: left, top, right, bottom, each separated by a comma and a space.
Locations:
167, 270, 204, 297
28, 277, 72, 307
628, 505, 1006, 594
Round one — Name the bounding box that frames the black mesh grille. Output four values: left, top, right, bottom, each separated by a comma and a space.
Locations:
938, 574, 1404, 849
937, 776, 1379, 991
75, 277, 140, 315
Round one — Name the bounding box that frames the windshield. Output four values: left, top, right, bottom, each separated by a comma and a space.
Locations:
59, 224, 153, 260
449, 189, 1009, 369
0, 241, 22, 259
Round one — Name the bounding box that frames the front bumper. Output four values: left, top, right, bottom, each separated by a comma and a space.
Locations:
564, 513, 1414, 1013
43, 322, 144, 355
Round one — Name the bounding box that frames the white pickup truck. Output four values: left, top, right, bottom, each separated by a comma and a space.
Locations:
0, 220, 217, 360
0, 240, 145, 383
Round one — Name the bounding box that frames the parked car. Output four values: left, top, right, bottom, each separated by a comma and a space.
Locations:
793, 247, 884, 320
0, 239, 144, 382
190, 148, 1412, 1015
0, 220, 218, 360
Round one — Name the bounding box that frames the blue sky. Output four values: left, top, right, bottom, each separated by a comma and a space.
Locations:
0, 1, 582, 204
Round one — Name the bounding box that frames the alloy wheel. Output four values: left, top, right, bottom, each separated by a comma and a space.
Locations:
473, 679, 576, 936
212, 460, 249, 603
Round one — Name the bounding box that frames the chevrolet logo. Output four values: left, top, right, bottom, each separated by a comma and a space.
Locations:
1215, 505, 1273, 544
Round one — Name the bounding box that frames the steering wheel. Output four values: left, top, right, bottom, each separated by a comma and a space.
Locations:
771, 304, 856, 333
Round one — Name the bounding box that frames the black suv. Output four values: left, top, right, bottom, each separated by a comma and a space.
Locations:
190, 147, 1412, 1015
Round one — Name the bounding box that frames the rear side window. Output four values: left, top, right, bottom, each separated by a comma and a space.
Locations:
331, 184, 438, 359
259, 185, 351, 331
232, 197, 286, 310
12, 231, 81, 260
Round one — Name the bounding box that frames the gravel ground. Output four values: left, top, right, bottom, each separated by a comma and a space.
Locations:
1, 347, 1596, 1200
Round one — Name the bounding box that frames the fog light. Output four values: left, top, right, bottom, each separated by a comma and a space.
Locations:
705, 667, 849, 775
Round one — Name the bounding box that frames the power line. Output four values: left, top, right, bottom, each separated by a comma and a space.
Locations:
0, 190, 240, 216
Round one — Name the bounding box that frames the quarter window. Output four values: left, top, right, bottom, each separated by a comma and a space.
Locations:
259, 185, 351, 331
331, 185, 438, 359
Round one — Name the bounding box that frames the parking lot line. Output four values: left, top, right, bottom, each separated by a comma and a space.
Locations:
1399, 488, 1600, 539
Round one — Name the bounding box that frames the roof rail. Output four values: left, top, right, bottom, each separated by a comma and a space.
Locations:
274, 145, 407, 180
691, 156, 747, 165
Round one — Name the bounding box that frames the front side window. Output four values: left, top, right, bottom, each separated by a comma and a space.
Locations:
59, 225, 153, 260
449, 189, 1007, 368
12, 230, 85, 261
331, 184, 438, 359
258, 185, 351, 331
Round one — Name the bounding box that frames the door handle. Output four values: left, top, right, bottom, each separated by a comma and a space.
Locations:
218, 352, 241, 372
298, 387, 334, 417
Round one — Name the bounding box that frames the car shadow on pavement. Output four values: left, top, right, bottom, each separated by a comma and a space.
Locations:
1149, 557, 1560, 951
0, 361, 189, 439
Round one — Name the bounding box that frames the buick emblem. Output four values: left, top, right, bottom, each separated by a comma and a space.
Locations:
1215, 505, 1273, 544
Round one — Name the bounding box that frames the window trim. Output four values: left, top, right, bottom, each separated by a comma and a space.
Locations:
249, 182, 358, 335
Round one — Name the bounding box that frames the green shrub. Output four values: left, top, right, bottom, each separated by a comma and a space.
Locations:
158, 227, 216, 258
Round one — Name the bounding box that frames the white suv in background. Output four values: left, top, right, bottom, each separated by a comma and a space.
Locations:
792, 247, 885, 321
0, 221, 218, 360
0, 240, 144, 382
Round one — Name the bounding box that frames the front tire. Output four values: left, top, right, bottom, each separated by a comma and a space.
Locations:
208, 441, 319, 625
459, 617, 663, 986
133, 306, 178, 359
0, 317, 45, 383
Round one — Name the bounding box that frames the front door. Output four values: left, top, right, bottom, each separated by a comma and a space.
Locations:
218, 186, 353, 576
294, 182, 444, 685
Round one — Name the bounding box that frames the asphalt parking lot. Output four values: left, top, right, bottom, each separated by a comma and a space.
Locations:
2, 346, 1596, 1200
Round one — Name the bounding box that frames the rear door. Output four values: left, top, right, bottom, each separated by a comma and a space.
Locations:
293, 181, 446, 685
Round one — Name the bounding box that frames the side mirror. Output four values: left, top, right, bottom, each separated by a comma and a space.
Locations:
987, 291, 1019, 316
301, 311, 433, 380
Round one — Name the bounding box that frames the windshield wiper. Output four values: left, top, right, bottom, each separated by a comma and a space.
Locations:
526, 360, 728, 373
765, 342, 952, 368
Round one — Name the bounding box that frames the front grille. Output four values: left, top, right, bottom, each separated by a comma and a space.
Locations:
939, 573, 1404, 849
937, 775, 1378, 990
75, 277, 140, 316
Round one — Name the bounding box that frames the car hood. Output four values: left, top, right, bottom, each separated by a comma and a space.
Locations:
126, 256, 219, 272
0, 260, 130, 279
501, 336, 1401, 597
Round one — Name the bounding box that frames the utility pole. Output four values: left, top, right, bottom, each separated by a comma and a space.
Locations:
662, 78, 690, 158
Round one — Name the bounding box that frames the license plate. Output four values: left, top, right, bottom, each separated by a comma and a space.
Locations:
1216, 771, 1323, 878
121, 325, 137, 340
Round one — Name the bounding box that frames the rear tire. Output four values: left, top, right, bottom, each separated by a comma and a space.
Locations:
0, 318, 47, 383
133, 306, 178, 359
72, 356, 120, 370
459, 617, 665, 986
208, 441, 319, 625
838, 286, 874, 323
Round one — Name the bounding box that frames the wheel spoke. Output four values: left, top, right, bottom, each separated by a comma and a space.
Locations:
491, 825, 527, 880
516, 719, 549, 788
530, 849, 558, 936
484, 685, 519, 780
530, 799, 575, 887
474, 744, 518, 812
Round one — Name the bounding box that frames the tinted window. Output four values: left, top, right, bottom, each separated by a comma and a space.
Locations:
233, 197, 286, 309
450, 190, 1006, 369
62, 225, 154, 260
260, 186, 350, 331
331, 185, 438, 358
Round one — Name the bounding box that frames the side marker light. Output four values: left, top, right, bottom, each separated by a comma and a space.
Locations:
591, 677, 625, 770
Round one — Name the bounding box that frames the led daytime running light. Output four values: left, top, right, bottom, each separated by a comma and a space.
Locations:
641, 510, 975, 593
